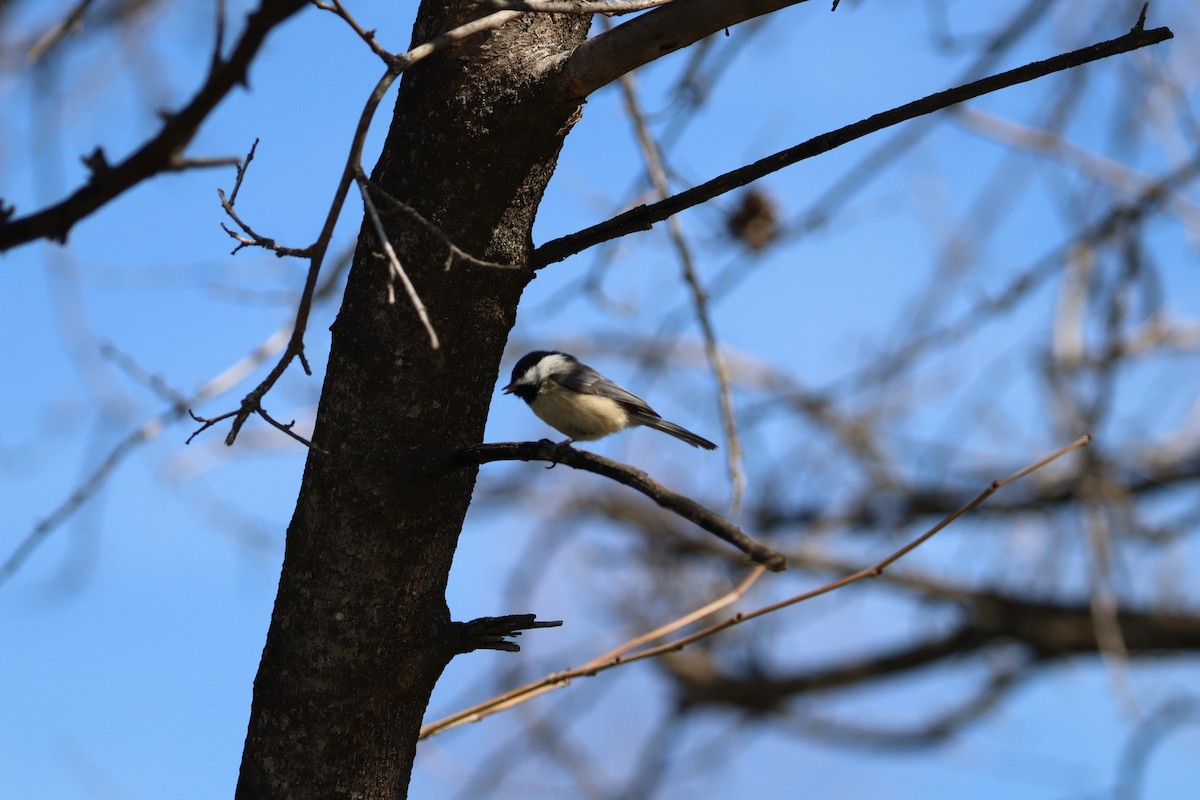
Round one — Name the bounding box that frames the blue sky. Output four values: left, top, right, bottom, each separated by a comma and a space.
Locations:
3, 1, 1199, 798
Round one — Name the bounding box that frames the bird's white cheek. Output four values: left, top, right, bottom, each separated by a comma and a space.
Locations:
531, 385, 627, 441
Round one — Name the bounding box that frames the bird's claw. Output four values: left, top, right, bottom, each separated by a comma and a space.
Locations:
543, 438, 574, 469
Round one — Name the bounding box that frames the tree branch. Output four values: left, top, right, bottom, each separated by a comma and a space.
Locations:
535, 17, 1174, 267
563, 0, 813, 98
449, 614, 564, 654
662, 595, 1200, 719
0, 0, 309, 252
456, 441, 788, 571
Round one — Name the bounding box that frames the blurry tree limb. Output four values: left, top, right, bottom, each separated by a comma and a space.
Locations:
751, 437, 1200, 535
614, 69, 747, 514
26, 0, 97, 63
0, 242, 354, 587
1114, 696, 1200, 800
534, 18, 1173, 266
783, 665, 1030, 748
456, 441, 788, 570
835, 152, 1200, 392
956, 106, 1200, 237
0, 328, 291, 587
0, 0, 308, 251
662, 594, 1200, 719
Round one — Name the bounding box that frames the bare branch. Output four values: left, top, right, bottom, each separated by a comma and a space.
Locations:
0, 239, 356, 586
483, 0, 673, 13
217, 139, 312, 257
664, 592, 1200, 726
357, 174, 521, 270
449, 614, 564, 655
26, 0, 97, 63
535, 19, 1174, 267
0, 0, 309, 251
456, 441, 787, 571
356, 174, 441, 349
564, 0, 813, 98
311, 0, 394, 63
200, 0, 576, 444
203, 63, 402, 446
256, 407, 324, 451
0, 324, 298, 587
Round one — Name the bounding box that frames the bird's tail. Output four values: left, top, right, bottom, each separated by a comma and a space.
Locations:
629, 412, 718, 450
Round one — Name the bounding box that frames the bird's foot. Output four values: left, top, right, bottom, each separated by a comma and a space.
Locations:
545, 438, 575, 469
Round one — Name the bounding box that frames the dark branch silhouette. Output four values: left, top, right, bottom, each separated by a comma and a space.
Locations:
533, 17, 1173, 267
0, 0, 308, 252
457, 441, 788, 571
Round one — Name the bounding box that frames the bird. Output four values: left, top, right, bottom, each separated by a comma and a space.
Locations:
502, 350, 718, 450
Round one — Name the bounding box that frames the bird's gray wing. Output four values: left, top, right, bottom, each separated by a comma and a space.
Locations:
553, 364, 661, 418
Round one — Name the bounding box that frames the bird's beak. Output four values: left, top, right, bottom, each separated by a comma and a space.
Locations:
501, 383, 515, 394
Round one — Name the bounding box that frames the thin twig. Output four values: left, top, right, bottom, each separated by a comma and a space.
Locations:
207, 65, 402, 446
0, 326, 294, 587
357, 175, 520, 270
227, 138, 258, 206
99, 342, 190, 409
257, 407, 324, 451
26, 0, 96, 63
423, 435, 1091, 737
310, 0, 394, 63
357, 175, 441, 349
0, 242, 357, 587
616, 69, 746, 515
216, 140, 311, 257
587, 565, 767, 665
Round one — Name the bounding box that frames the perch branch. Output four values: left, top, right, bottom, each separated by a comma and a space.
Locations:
457, 441, 787, 571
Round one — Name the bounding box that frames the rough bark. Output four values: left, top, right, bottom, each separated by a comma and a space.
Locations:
234, 6, 591, 798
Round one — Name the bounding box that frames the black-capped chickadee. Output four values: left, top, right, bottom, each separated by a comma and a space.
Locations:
502, 350, 718, 450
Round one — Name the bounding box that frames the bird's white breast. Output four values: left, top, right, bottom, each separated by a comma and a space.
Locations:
531, 381, 628, 441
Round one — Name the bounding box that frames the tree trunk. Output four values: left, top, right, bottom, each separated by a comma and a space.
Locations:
235, 6, 591, 798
